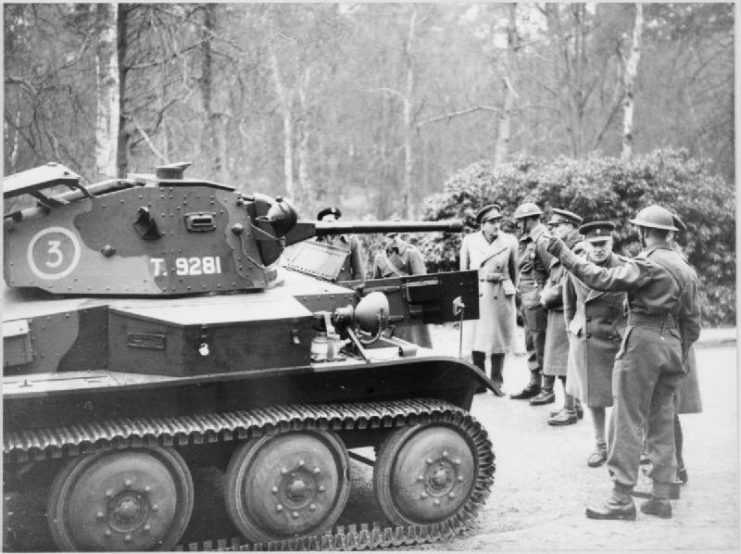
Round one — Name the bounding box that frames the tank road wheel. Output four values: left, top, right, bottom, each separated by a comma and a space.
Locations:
374, 423, 478, 526
47, 447, 194, 551
225, 430, 350, 543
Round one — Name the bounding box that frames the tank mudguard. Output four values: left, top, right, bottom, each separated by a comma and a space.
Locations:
307, 356, 493, 412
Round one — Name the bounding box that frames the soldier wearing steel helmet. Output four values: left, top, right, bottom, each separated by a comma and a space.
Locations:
539, 204, 701, 521
510, 202, 556, 401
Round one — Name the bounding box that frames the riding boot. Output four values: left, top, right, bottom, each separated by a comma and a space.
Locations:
489, 353, 505, 397
472, 351, 487, 394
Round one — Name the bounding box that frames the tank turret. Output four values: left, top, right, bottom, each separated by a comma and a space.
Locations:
3, 163, 461, 296
3, 163, 495, 552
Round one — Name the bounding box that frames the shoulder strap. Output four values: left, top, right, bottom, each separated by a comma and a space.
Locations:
647, 251, 686, 316
383, 253, 410, 277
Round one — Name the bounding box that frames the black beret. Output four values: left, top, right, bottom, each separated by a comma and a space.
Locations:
476, 203, 503, 225
548, 208, 583, 226
317, 206, 342, 220
580, 220, 616, 242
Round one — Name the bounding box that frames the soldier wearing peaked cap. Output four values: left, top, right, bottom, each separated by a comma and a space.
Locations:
562, 221, 628, 466
460, 203, 519, 396
315, 206, 365, 281
539, 205, 701, 521
510, 202, 556, 401
534, 208, 585, 418
372, 224, 432, 348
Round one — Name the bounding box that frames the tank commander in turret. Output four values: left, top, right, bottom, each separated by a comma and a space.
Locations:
316, 206, 366, 281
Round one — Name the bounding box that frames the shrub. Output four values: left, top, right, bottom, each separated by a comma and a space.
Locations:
419, 149, 735, 326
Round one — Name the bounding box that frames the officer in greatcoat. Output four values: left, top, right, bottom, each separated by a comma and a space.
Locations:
316, 207, 366, 281
669, 213, 703, 485
510, 202, 555, 401
562, 221, 628, 464
533, 208, 585, 413
372, 233, 432, 348
459, 203, 519, 396
539, 205, 701, 520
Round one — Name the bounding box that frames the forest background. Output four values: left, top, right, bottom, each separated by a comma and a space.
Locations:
3, 3, 735, 324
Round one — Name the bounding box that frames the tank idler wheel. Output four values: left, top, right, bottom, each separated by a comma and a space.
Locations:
225, 430, 350, 543
47, 447, 194, 551
374, 423, 477, 525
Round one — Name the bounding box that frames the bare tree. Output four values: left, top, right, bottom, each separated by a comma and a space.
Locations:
493, 3, 519, 165
94, 3, 119, 178
621, 3, 643, 161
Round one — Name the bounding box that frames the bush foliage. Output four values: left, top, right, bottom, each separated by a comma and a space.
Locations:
417, 149, 735, 327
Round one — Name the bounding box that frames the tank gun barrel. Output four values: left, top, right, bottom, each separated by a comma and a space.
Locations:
315, 220, 463, 236
284, 219, 462, 246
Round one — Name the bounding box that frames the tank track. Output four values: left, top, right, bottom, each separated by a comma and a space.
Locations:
5, 398, 495, 551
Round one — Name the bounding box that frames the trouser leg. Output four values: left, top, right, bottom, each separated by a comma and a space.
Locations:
606, 357, 657, 493
674, 413, 684, 470
524, 329, 542, 386
646, 371, 682, 498
591, 406, 607, 449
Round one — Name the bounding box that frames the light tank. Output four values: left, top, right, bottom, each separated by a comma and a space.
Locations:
3, 162, 497, 551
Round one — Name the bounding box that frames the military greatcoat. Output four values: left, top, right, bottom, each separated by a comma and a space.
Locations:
675, 346, 703, 414
372, 241, 432, 348
316, 234, 365, 281
541, 230, 584, 376
459, 230, 519, 354
562, 252, 627, 406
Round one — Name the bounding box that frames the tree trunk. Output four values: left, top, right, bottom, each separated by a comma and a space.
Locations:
94, 3, 120, 179
199, 4, 227, 182
297, 68, 315, 208
8, 111, 22, 173
270, 46, 295, 200
494, 3, 519, 166
116, 5, 129, 178
402, 8, 417, 219
621, 3, 643, 161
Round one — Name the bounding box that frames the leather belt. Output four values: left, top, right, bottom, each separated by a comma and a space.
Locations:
480, 272, 505, 283
628, 312, 678, 329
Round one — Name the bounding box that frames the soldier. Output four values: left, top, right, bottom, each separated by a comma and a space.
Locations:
459, 203, 519, 397
316, 207, 366, 281
510, 202, 555, 401
535, 208, 585, 411
539, 205, 701, 520
561, 221, 627, 462
372, 232, 432, 348
669, 214, 702, 485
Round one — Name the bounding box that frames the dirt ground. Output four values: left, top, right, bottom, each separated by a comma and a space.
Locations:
344, 325, 739, 551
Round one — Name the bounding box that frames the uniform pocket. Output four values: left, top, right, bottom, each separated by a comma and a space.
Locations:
502, 280, 516, 297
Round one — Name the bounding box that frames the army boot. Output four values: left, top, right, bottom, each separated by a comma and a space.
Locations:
472, 351, 487, 394
640, 497, 672, 519
489, 353, 505, 397
586, 490, 636, 521
530, 375, 555, 405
